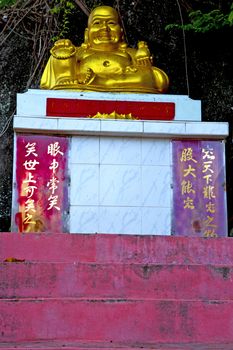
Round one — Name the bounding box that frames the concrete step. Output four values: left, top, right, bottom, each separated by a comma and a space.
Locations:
1, 233, 233, 264
1, 262, 233, 300
1, 298, 233, 343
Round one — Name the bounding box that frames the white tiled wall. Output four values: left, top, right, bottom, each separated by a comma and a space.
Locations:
69, 135, 172, 235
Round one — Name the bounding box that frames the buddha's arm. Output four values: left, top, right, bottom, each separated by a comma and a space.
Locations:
126, 44, 169, 92
40, 39, 77, 89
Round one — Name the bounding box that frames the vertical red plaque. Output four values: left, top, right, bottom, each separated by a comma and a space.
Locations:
14, 134, 69, 233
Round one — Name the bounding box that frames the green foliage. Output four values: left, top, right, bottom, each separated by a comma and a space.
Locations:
50, 0, 75, 41
0, 0, 16, 8
166, 4, 233, 33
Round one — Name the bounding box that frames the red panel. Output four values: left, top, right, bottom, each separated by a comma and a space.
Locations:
46, 98, 175, 120
15, 135, 69, 233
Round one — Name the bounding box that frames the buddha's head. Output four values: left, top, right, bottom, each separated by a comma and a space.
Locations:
85, 6, 124, 50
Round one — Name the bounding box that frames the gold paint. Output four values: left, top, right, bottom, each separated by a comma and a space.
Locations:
40, 6, 169, 93
90, 111, 137, 120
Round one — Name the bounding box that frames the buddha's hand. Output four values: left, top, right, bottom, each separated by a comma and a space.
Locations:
78, 68, 96, 85
135, 41, 153, 67
50, 39, 76, 59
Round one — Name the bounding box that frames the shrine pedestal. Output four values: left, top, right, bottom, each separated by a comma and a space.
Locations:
11, 90, 228, 236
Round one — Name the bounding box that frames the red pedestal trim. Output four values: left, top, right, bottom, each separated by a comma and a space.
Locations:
46, 98, 175, 120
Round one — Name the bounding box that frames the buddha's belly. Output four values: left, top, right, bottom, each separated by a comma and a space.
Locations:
78, 53, 132, 75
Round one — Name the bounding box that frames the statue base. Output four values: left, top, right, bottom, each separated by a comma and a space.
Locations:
11, 90, 228, 236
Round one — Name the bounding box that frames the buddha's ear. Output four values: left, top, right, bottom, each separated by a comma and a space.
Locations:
84, 28, 89, 45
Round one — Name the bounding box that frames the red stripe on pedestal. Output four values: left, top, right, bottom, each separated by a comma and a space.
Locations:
46, 98, 175, 120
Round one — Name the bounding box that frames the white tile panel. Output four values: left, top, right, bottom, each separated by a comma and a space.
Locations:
99, 165, 141, 206
70, 136, 99, 164
142, 166, 171, 207
70, 164, 99, 205
99, 206, 141, 234
100, 137, 141, 165
70, 206, 99, 234
141, 207, 171, 235
142, 139, 170, 165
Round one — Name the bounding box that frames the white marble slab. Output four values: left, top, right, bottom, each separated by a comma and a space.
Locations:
141, 139, 171, 165
100, 137, 141, 165
14, 116, 58, 131
70, 136, 99, 164
100, 119, 143, 134
141, 207, 171, 235
58, 118, 101, 134
14, 116, 229, 139
70, 206, 99, 234
185, 122, 229, 137
99, 206, 141, 234
16, 89, 202, 121
142, 166, 171, 207
70, 164, 99, 205
99, 165, 141, 206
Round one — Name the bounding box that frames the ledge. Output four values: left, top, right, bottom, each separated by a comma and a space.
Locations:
14, 116, 229, 139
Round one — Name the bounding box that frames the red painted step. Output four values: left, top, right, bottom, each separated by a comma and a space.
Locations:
1, 233, 233, 264
1, 233, 233, 348
1, 341, 233, 349
1, 262, 233, 301
1, 299, 233, 343
1, 342, 233, 349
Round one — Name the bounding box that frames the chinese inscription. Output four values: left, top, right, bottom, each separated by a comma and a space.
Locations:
14, 135, 69, 233
172, 140, 227, 237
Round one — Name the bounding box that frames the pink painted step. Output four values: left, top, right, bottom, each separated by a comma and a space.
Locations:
1, 262, 233, 300
1, 342, 233, 350
2, 233, 233, 348
1, 233, 233, 264
1, 341, 233, 349
1, 299, 233, 343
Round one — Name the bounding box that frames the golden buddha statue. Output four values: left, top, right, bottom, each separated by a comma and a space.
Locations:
40, 6, 169, 93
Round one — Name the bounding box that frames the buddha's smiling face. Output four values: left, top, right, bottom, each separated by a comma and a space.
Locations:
87, 6, 123, 49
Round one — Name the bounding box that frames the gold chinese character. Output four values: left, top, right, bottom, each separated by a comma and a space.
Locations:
202, 161, 214, 174
48, 142, 64, 156
183, 164, 196, 178
203, 174, 212, 185
206, 202, 216, 214
202, 148, 215, 160
23, 172, 36, 184
203, 186, 216, 200
23, 159, 39, 171
47, 176, 59, 194
25, 198, 36, 213
25, 142, 38, 157
183, 197, 195, 209
49, 159, 59, 174
204, 229, 217, 237
24, 185, 37, 198
204, 215, 217, 228
47, 195, 60, 211
180, 148, 197, 163
181, 180, 195, 195
23, 213, 36, 225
